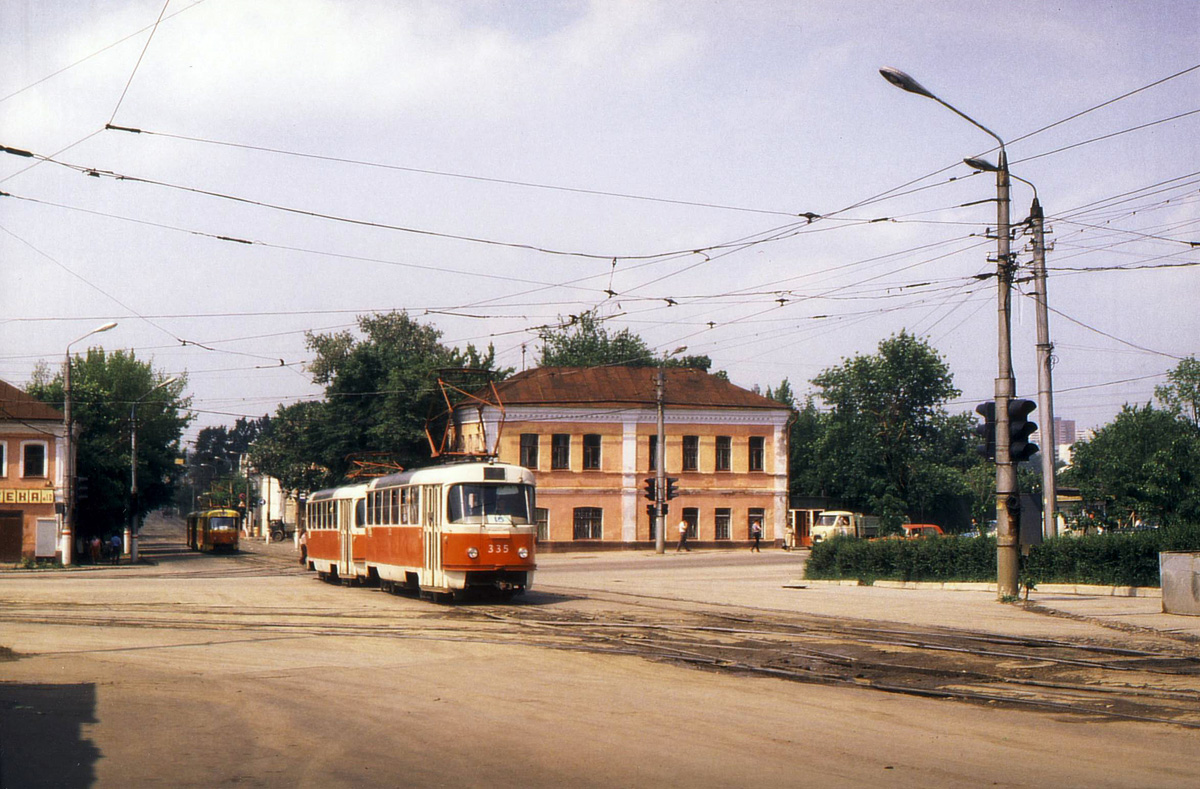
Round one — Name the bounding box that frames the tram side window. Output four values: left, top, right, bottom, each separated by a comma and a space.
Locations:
403, 487, 419, 524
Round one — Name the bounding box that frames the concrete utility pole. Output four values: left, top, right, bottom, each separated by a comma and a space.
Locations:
1028, 198, 1059, 538
655, 366, 667, 554
880, 68, 1020, 598
653, 348, 686, 554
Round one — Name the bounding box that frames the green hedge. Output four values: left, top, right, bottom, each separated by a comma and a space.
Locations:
804, 524, 1200, 588
805, 535, 996, 584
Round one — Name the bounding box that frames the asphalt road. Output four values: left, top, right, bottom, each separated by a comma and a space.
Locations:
2, 515, 1199, 788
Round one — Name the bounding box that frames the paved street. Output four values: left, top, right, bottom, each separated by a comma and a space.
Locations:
2, 515, 1200, 788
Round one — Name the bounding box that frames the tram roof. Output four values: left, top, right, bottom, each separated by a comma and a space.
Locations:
369, 460, 531, 489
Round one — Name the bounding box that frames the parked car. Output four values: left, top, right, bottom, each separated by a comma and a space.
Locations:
900, 523, 944, 538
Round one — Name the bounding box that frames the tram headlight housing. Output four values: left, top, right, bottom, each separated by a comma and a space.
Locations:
518, 547, 529, 559
467, 547, 479, 559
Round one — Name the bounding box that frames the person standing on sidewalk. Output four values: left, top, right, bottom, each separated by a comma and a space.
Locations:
750, 519, 762, 552
676, 519, 690, 552
109, 533, 122, 564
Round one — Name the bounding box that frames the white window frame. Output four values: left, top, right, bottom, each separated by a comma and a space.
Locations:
21, 440, 49, 479
0, 441, 7, 478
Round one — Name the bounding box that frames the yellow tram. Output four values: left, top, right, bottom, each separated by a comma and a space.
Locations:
186, 508, 241, 552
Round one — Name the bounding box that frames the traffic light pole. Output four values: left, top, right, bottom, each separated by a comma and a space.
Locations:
654, 366, 667, 554
993, 152, 1020, 599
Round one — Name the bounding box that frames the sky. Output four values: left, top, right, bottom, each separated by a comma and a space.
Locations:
2, 0, 1198, 449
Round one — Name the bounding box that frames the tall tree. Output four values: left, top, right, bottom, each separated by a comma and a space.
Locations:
539, 312, 656, 367
538, 312, 712, 371
1064, 403, 1200, 526
799, 332, 974, 527
1155, 356, 1200, 426
29, 350, 190, 538
185, 417, 269, 509
252, 311, 504, 488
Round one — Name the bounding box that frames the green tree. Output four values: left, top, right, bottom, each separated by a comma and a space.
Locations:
29, 350, 190, 539
537, 312, 712, 371
800, 332, 974, 528
248, 401, 333, 492
539, 312, 656, 367
183, 417, 268, 510
252, 312, 504, 488
1063, 403, 1200, 525
1155, 356, 1200, 426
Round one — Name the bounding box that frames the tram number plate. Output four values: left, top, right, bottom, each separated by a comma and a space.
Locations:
486, 544, 510, 554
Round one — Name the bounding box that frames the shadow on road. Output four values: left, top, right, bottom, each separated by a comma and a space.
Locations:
0, 682, 100, 789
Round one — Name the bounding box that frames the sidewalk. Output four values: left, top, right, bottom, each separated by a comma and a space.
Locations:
533, 550, 1200, 645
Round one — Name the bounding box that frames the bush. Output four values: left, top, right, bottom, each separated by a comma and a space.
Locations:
805, 524, 1200, 587
1023, 523, 1200, 588
805, 535, 996, 583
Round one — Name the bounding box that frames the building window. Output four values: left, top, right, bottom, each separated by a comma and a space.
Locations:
682, 435, 699, 471
0, 441, 6, 478
648, 434, 658, 472
715, 508, 731, 540
748, 436, 765, 472
520, 434, 539, 469
22, 442, 47, 478
551, 434, 571, 470
682, 507, 699, 540
748, 508, 765, 540
583, 434, 602, 470
715, 436, 731, 472
573, 507, 603, 540
535, 507, 549, 541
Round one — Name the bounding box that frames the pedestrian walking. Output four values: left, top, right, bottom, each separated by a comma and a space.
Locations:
89, 535, 102, 564
298, 526, 309, 567
750, 519, 762, 552
109, 533, 122, 564
676, 519, 690, 552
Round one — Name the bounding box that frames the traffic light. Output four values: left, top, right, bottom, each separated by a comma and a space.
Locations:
76, 475, 89, 501
643, 477, 657, 501
974, 402, 996, 460
665, 477, 679, 500
1008, 398, 1039, 462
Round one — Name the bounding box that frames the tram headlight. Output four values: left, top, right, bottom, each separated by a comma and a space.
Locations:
467, 547, 479, 559
518, 547, 529, 559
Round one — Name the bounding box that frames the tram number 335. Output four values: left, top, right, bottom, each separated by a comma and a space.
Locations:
487, 544, 510, 554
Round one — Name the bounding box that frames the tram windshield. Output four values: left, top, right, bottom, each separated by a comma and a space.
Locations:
208, 516, 238, 531
447, 483, 534, 525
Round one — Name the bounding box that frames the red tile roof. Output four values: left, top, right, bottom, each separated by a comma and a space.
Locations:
0, 379, 63, 422
493, 367, 787, 410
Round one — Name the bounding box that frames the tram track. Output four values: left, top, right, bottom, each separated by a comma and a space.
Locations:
8, 533, 1200, 730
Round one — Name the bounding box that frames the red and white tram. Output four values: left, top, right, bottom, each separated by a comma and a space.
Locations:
304, 460, 537, 597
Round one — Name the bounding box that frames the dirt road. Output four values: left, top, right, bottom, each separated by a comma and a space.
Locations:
2, 515, 1199, 787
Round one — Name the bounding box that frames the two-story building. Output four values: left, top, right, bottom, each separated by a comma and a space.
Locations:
457, 366, 791, 550
0, 379, 66, 564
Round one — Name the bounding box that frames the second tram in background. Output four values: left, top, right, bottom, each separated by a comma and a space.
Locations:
304, 460, 537, 598
185, 508, 241, 552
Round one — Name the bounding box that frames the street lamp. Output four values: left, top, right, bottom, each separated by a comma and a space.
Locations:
967, 159, 1059, 539
654, 346, 687, 555
62, 321, 117, 566
128, 376, 178, 563
880, 67, 1021, 598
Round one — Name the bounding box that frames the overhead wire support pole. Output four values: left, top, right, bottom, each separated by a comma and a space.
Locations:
1028, 197, 1059, 538
880, 67, 1020, 598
